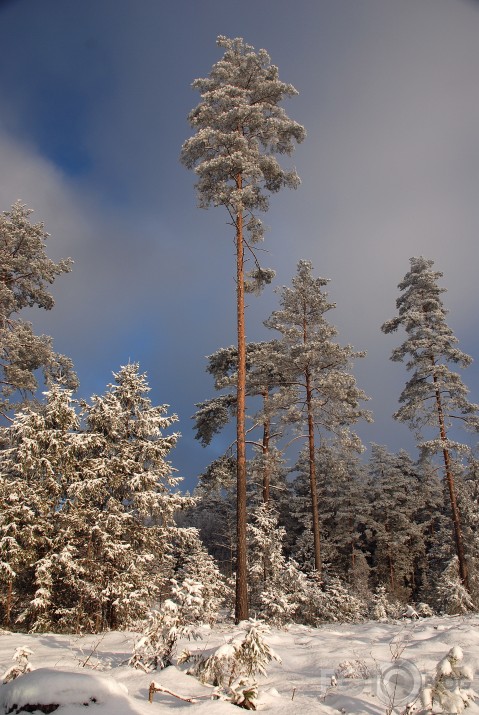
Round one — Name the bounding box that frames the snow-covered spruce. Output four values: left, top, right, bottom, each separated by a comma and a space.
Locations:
382, 256, 479, 592
0, 386, 82, 630
129, 577, 205, 672
433, 557, 475, 615
172, 527, 227, 624
247, 503, 307, 625
181, 619, 281, 710
2, 647, 33, 684
0, 364, 196, 632
370, 585, 403, 621
419, 646, 476, 714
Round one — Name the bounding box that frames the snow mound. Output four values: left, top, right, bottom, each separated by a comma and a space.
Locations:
0, 668, 129, 715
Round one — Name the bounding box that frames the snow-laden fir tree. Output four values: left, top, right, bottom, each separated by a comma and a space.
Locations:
382, 257, 479, 591
0, 202, 77, 416
286, 448, 317, 573
314, 576, 366, 624
297, 571, 366, 626
182, 455, 238, 577
247, 503, 307, 625
309, 441, 371, 593
129, 576, 204, 672
67, 363, 194, 631
409, 455, 449, 605
181, 36, 305, 622
265, 261, 372, 578
432, 556, 475, 615
420, 646, 475, 714
1, 364, 197, 632
458, 456, 479, 602
369, 584, 402, 621
0, 385, 81, 628
368, 445, 427, 602
2, 646, 34, 683
172, 527, 227, 624
185, 619, 281, 709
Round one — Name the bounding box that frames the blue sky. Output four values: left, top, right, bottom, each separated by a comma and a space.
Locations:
1, 0, 478, 490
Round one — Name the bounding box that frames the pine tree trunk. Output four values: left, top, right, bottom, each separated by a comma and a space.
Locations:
262, 391, 271, 504
303, 307, 321, 576
349, 505, 356, 571
4, 577, 12, 627
75, 596, 83, 634
306, 371, 321, 576
432, 357, 469, 589
388, 549, 395, 593
235, 178, 249, 623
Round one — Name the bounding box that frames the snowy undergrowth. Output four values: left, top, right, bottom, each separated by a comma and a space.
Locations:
1, 616, 479, 715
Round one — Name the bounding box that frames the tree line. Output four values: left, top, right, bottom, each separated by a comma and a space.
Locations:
1, 36, 478, 631
180, 36, 478, 620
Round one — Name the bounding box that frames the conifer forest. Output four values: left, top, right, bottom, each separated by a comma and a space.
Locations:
1, 22, 479, 715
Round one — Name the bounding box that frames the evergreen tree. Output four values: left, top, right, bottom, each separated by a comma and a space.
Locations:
316, 576, 366, 624
0, 385, 81, 628
247, 502, 306, 625
368, 445, 426, 602
0, 202, 77, 416
433, 557, 475, 615
265, 261, 371, 577
452, 455, 479, 604
410, 455, 447, 604
181, 36, 305, 621
382, 257, 479, 590
286, 448, 317, 572
172, 527, 227, 624
369, 585, 401, 621
420, 646, 476, 714
193, 340, 285, 505
70, 363, 192, 631
314, 442, 371, 593
183, 456, 238, 577
1, 364, 193, 632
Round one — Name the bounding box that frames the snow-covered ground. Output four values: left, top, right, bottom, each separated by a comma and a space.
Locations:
1, 615, 479, 715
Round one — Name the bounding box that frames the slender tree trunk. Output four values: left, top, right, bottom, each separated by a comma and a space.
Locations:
383, 514, 396, 593
262, 391, 271, 504
235, 175, 249, 623
431, 357, 469, 589
306, 370, 321, 576
4, 577, 13, 627
388, 548, 395, 592
303, 306, 321, 576
303, 303, 321, 579
349, 508, 356, 571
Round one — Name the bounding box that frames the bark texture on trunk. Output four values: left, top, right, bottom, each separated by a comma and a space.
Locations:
306, 370, 321, 576
432, 357, 469, 589
235, 178, 249, 623
4, 578, 12, 626
303, 305, 321, 577
262, 391, 271, 505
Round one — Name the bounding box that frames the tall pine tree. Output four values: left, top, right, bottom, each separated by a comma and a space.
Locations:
181, 37, 305, 621
382, 256, 479, 590
265, 261, 371, 577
